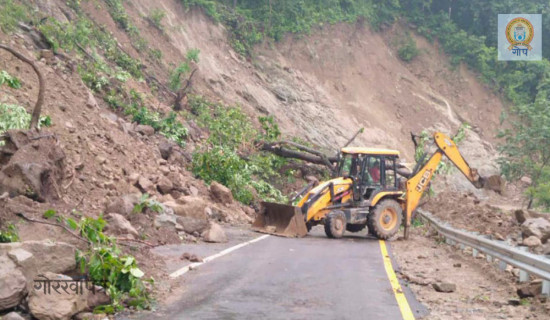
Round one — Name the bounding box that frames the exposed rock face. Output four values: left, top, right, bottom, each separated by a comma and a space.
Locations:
521, 218, 550, 243
0, 255, 27, 311
28, 272, 89, 320
210, 182, 234, 204
105, 213, 139, 237
2, 312, 26, 320
201, 222, 227, 243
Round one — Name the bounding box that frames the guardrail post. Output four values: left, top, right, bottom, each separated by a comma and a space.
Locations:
518, 247, 529, 283
543, 280, 550, 296
472, 248, 479, 258
499, 260, 507, 271
486, 255, 493, 263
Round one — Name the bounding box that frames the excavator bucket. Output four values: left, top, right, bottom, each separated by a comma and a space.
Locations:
252, 202, 308, 238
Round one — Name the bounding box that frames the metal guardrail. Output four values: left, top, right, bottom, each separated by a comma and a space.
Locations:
418, 209, 550, 296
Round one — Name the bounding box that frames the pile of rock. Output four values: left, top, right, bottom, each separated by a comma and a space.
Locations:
515, 209, 550, 254
104, 181, 254, 245
0, 240, 110, 320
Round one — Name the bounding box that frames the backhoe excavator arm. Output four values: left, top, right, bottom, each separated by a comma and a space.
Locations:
403, 132, 485, 239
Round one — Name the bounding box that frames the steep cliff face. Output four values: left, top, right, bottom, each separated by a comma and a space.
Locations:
125, 1, 503, 161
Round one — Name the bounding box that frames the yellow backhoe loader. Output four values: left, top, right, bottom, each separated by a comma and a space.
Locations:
252, 132, 485, 240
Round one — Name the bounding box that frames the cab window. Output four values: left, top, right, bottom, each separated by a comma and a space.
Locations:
364, 156, 381, 185
384, 158, 396, 188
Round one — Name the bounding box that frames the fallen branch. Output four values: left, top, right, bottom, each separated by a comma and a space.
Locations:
116, 238, 156, 248
174, 68, 198, 111
15, 212, 90, 244
0, 45, 45, 130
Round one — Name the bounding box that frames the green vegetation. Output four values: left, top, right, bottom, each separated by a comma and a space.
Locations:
498, 94, 550, 209
44, 211, 153, 313
105, 89, 188, 146
103, 0, 148, 51
0, 70, 22, 88
0, 0, 28, 32
148, 8, 166, 30
181, 0, 400, 55
397, 34, 419, 62
0, 224, 19, 243
169, 49, 200, 91
189, 95, 287, 204
133, 194, 164, 213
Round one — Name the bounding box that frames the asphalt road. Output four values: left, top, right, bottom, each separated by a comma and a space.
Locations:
124, 227, 426, 320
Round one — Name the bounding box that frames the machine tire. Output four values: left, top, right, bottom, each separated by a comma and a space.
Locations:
367, 199, 403, 240
346, 224, 367, 233
306, 221, 313, 233
324, 210, 347, 239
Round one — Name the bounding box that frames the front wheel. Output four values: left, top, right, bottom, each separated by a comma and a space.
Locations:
324, 210, 347, 239
367, 199, 403, 240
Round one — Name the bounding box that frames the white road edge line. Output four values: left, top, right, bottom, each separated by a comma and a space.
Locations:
169, 234, 270, 278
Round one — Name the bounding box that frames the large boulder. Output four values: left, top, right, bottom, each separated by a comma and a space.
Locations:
0, 254, 27, 311
1, 241, 77, 281
523, 236, 542, 247
156, 176, 174, 195
165, 196, 208, 220
28, 272, 89, 320
105, 193, 141, 216
210, 182, 234, 204
176, 216, 209, 234
0, 130, 65, 202
201, 222, 227, 243
521, 218, 550, 243
104, 213, 139, 237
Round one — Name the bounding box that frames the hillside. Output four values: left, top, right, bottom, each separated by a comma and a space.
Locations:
0, 0, 541, 318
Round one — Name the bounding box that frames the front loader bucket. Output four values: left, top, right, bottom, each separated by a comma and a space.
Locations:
252, 202, 308, 238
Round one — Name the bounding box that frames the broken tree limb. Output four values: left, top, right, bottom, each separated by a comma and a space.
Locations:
0, 45, 45, 130
342, 127, 364, 148
260, 142, 338, 167
174, 68, 198, 111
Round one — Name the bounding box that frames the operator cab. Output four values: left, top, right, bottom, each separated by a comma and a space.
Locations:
337, 147, 400, 203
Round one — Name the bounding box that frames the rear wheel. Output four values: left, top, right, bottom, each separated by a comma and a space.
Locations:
367, 199, 403, 240
346, 224, 367, 233
324, 210, 347, 239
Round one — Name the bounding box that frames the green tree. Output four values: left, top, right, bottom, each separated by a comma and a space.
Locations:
498, 87, 550, 209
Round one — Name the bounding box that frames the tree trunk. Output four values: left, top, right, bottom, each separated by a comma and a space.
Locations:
0, 45, 45, 130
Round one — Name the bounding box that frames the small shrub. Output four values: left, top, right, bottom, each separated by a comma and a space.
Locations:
398, 36, 419, 62
0, 224, 19, 243
44, 211, 153, 313
148, 9, 166, 30
133, 194, 164, 213
0, 0, 30, 32
0, 70, 22, 89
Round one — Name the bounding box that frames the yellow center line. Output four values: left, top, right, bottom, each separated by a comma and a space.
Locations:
379, 240, 415, 320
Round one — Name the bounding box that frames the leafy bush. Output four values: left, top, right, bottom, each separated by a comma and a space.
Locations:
133, 194, 164, 213
397, 36, 419, 62
105, 89, 188, 146
0, 70, 22, 88
181, 0, 400, 56
189, 95, 287, 204
44, 211, 152, 313
148, 9, 166, 30
0, 0, 29, 32
169, 49, 200, 91
0, 224, 19, 243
